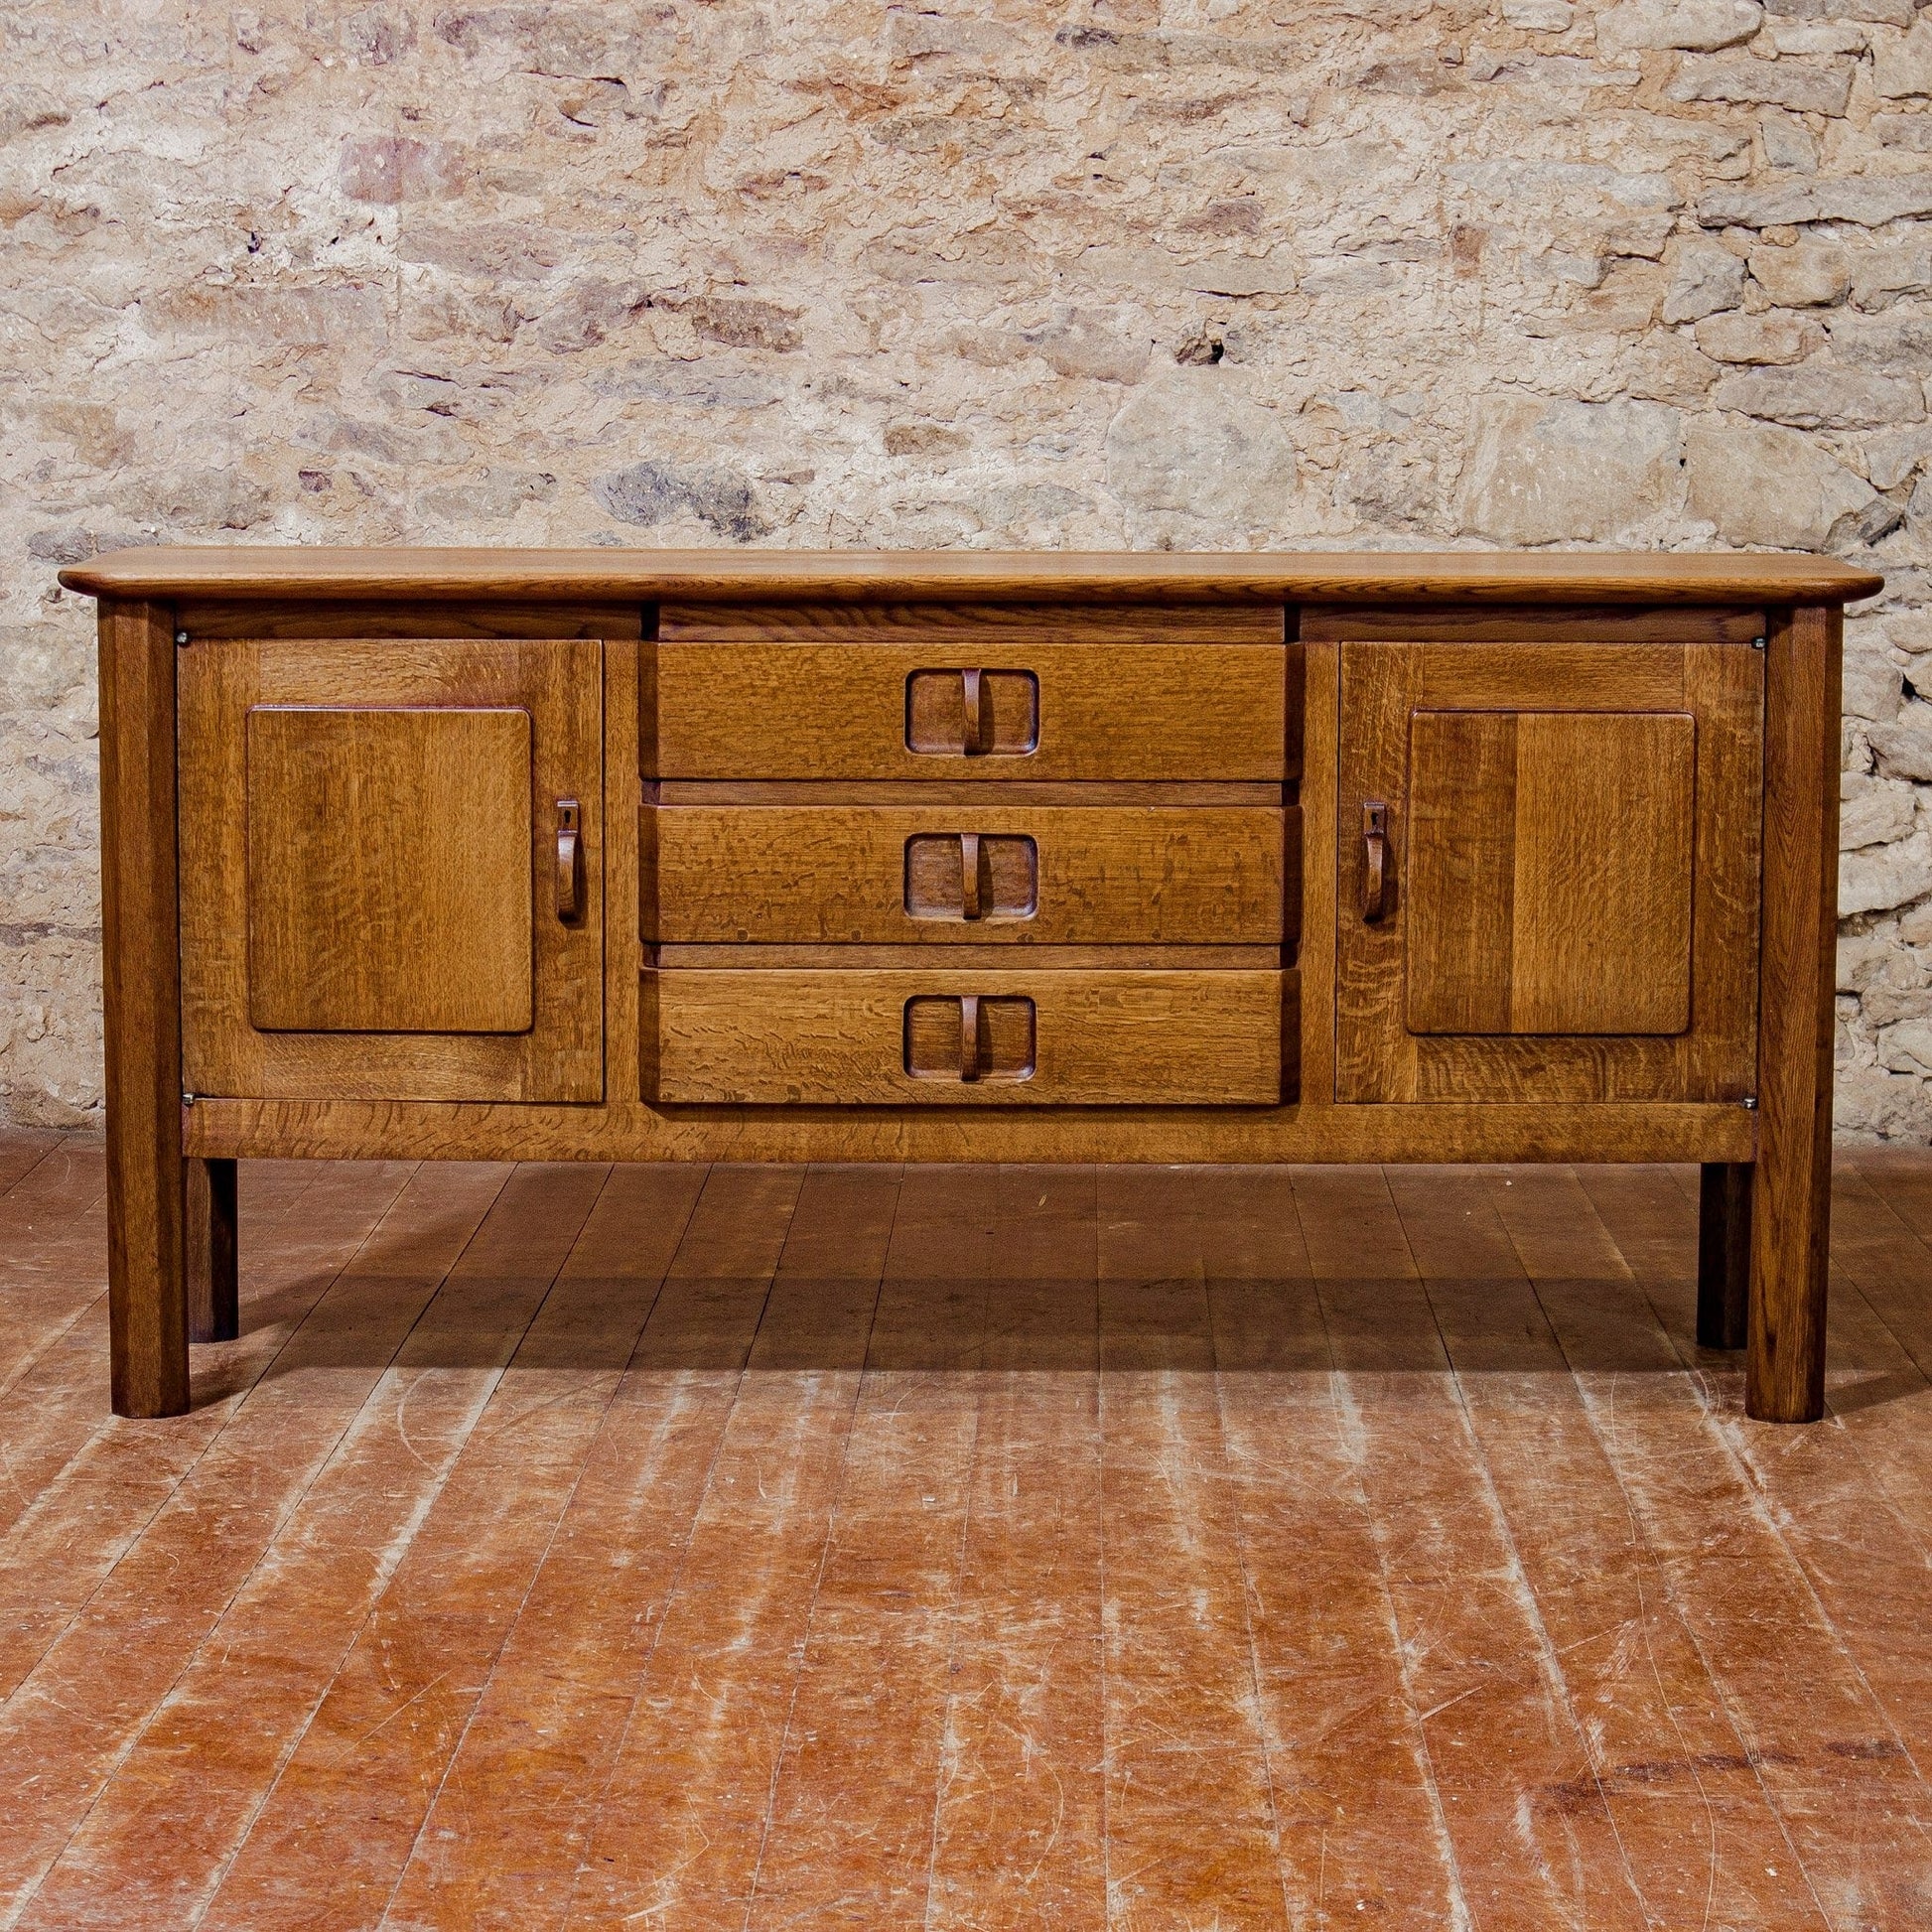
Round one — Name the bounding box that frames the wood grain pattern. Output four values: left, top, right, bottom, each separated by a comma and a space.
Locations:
658, 599, 1285, 642
647, 804, 1285, 945
95, 599, 190, 1417
654, 944, 1283, 969
175, 601, 645, 642
653, 641, 1288, 781
60, 546, 1882, 605
649, 970, 1286, 1105
654, 779, 1284, 805
1404, 712, 1696, 1035
1414, 643, 1685, 711
1303, 605, 1765, 644
1336, 638, 1761, 1105
1748, 603, 1841, 1424
178, 638, 604, 1103
245, 708, 534, 1034
179, 1093, 1754, 1165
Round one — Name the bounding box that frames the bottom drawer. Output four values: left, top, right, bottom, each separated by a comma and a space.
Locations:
647, 970, 1291, 1105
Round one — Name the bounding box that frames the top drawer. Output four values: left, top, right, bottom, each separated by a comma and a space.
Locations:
648, 601, 1290, 781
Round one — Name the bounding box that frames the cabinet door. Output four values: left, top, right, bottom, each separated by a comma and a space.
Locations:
180, 638, 603, 1101
1335, 640, 1760, 1103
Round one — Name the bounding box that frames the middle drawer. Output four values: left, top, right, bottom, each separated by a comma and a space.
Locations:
645, 803, 1289, 946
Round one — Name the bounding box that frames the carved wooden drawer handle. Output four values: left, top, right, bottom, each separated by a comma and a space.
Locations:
555, 798, 584, 924
959, 831, 982, 921
1362, 799, 1389, 923
961, 668, 988, 756
959, 993, 982, 1081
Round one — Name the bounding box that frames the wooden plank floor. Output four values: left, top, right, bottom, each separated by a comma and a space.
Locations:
1, 1131, 1930, 1929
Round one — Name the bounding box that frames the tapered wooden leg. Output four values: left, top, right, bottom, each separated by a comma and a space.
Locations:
186, 1157, 238, 1344
99, 598, 191, 1418
1747, 604, 1840, 1425
1697, 1162, 1750, 1350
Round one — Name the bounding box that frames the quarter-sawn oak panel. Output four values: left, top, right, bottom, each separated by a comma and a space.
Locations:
246, 707, 535, 1035
1404, 710, 1696, 1036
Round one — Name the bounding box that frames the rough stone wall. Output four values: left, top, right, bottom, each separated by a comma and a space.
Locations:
4, 0, 1931, 1131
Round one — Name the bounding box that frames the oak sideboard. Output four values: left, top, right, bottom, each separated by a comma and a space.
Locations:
61, 547, 1882, 1423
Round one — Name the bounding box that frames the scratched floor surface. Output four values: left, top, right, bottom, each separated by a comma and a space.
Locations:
0, 1130, 1929, 1928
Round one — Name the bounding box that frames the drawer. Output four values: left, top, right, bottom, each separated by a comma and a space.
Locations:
648, 970, 1290, 1104
651, 641, 1288, 780
646, 805, 1289, 944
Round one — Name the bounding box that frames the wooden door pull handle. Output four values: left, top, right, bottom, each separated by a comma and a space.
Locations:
1361, 799, 1388, 923
959, 831, 982, 920
961, 668, 988, 756
959, 993, 982, 1082
555, 798, 584, 924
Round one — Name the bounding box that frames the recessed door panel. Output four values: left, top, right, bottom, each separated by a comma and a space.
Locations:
1404, 711, 1696, 1036
246, 707, 535, 1035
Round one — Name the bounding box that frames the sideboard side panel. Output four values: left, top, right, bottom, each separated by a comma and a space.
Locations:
97, 597, 190, 1417
1748, 602, 1841, 1425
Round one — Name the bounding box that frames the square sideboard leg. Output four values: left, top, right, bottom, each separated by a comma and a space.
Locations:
1697, 1163, 1750, 1351
98, 598, 192, 1418
186, 1157, 238, 1344
1746, 604, 1841, 1426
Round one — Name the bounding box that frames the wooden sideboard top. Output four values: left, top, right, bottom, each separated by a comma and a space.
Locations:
60, 545, 1883, 606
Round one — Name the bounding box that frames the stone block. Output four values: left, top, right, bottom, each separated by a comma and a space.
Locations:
1876, 114, 1932, 152
1667, 53, 1855, 115
1685, 418, 1875, 547
1844, 826, 1932, 913
1849, 247, 1932, 310
1869, 427, 1932, 490
1693, 309, 1823, 361
1837, 1066, 1932, 1140
1699, 172, 1932, 226
1831, 313, 1932, 380
1456, 397, 1682, 542
1878, 1017, 1932, 1075
1844, 642, 1906, 724
1747, 237, 1850, 306
1758, 107, 1820, 173
1105, 374, 1297, 534
1842, 776, 1917, 851
1503, 0, 1577, 27
1763, 0, 1911, 22
1870, 701, 1932, 780
591, 459, 769, 541
1595, 0, 1763, 53
1872, 18, 1932, 96
1711, 366, 1926, 428
1662, 234, 1747, 323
